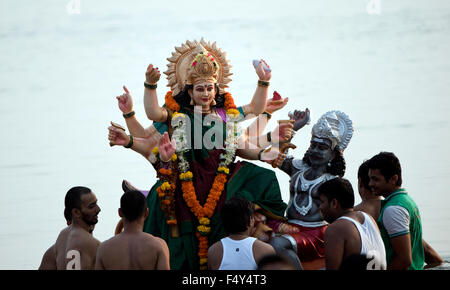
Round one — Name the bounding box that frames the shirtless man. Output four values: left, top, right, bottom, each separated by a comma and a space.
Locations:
95, 190, 170, 270
354, 160, 383, 220
318, 178, 387, 270
39, 212, 95, 270
54, 186, 101, 270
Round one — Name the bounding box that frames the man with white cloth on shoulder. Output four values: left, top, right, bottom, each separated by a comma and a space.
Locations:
318, 177, 387, 270
208, 197, 276, 270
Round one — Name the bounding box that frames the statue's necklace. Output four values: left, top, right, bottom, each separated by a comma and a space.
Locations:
293, 170, 326, 216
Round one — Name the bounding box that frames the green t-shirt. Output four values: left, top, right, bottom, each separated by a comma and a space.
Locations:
377, 188, 424, 270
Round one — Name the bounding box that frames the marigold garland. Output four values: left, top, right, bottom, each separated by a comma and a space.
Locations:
154, 153, 178, 227
224, 92, 237, 110
164, 91, 180, 111
166, 91, 240, 270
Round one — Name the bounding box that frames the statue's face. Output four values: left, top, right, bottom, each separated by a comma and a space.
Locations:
188, 81, 216, 109
307, 137, 334, 167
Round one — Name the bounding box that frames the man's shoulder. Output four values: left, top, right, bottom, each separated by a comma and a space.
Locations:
253, 238, 276, 254
68, 228, 100, 249
208, 239, 223, 255
209, 239, 223, 249
98, 235, 118, 249
140, 233, 168, 250
327, 219, 355, 238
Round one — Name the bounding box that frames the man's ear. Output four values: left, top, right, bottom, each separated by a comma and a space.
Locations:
143, 208, 149, 219
389, 174, 399, 186
118, 208, 123, 218
357, 177, 362, 188
330, 198, 339, 209
71, 208, 81, 218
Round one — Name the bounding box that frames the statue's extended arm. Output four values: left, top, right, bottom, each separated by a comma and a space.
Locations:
243, 121, 294, 150
243, 91, 291, 148
117, 85, 154, 138
241, 60, 272, 117
108, 124, 158, 161
143, 64, 168, 123
236, 147, 286, 167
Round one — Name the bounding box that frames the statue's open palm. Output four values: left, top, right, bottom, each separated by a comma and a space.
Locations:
158, 132, 176, 162
265, 91, 289, 114
108, 125, 129, 146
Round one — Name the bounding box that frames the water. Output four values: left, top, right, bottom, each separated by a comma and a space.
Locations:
0, 0, 449, 269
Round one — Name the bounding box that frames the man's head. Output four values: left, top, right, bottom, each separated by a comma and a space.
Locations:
257, 253, 300, 270
221, 197, 254, 235
318, 177, 355, 223
119, 190, 148, 223
357, 159, 373, 199
367, 152, 402, 197
64, 186, 100, 227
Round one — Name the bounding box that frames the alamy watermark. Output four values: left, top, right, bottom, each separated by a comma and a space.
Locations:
66, 0, 81, 15
366, 0, 381, 15
66, 249, 81, 270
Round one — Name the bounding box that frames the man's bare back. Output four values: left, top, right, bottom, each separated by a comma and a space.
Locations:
95, 231, 170, 270
55, 225, 100, 270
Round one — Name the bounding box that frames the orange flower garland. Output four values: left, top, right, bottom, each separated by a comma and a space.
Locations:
164, 91, 180, 112
156, 160, 177, 226
224, 92, 237, 110
167, 91, 239, 270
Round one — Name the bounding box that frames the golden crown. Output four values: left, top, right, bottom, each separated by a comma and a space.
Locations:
164, 38, 232, 96
186, 51, 219, 85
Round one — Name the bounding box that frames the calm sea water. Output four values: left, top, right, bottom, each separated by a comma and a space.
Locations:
0, 0, 449, 269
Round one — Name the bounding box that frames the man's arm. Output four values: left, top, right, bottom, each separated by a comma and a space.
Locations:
94, 244, 105, 270
38, 244, 57, 270
382, 206, 412, 270
207, 241, 223, 270
155, 238, 170, 270
253, 240, 276, 265
389, 234, 412, 270
423, 239, 444, 269
324, 224, 346, 270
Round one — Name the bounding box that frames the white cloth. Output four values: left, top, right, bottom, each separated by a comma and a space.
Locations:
338, 212, 387, 270
382, 205, 410, 238
218, 237, 257, 270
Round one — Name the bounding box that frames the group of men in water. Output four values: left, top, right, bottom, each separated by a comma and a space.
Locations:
38, 151, 443, 270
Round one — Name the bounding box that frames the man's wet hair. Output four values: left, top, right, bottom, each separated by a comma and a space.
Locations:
257, 253, 301, 270
318, 177, 355, 209
358, 160, 371, 191
221, 196, 254, 235
64, 186, 92, 222
367, 152, 402, 186
120, 190, 147, 222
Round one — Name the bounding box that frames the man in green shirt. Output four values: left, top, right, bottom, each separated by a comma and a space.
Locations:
367, 152, 424, 270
